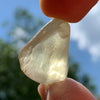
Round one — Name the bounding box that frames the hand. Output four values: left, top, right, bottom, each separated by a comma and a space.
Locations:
38, 78, 96, 100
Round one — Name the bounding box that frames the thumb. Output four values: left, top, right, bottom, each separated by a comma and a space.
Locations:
38, 78, 96, 100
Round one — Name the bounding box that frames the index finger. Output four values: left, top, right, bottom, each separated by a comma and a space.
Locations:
40, 0, 98, 22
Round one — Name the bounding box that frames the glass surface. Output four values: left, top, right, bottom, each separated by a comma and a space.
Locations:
19, 19, 70, 84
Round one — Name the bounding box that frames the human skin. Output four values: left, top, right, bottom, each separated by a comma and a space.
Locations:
40, 0, 98, 22
38, 78, 96, 100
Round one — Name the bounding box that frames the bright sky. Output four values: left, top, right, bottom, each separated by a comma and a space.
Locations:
0, 0, 100, 97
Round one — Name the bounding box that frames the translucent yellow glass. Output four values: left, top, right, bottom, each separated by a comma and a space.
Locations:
19, 19, 70, 84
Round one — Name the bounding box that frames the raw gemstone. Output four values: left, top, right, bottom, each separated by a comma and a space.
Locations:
19, 19, 70, 84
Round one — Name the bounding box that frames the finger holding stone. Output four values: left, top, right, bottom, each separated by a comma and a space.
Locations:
38, 78, 96, 100
40, 0, 98, 22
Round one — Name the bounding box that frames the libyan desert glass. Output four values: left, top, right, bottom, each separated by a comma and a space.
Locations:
19, 19, 70, 84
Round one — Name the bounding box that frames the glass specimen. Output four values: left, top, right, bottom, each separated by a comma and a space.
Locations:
19, 19, 70, 84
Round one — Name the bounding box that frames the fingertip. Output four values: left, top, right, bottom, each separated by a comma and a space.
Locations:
38, 84, 47, 100
38, 78, 96, 100
67, 78, 96, 100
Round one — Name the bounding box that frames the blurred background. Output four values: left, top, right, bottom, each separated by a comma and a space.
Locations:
0, 0, 100, 100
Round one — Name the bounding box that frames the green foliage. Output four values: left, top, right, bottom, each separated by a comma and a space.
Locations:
68, 63, 79, 80
0, 8, 96, 100
0, 8, 44, 100
0, 40, 41, 100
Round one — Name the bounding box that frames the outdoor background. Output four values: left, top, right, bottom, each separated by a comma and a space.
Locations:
0, 0, 100, 100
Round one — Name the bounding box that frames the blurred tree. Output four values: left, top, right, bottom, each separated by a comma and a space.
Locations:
0, 8, 44, 100
0, 40, 40, 100
0, 8, 96, 100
